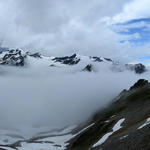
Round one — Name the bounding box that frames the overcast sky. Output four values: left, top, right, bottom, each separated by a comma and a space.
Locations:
0, 0, 150, 61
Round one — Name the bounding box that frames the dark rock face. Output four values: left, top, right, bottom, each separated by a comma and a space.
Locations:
104, 58, 113, 62
99, 125, 150, 150
0, 50, 41, 67
91, 57, 112, 62
83, 64, 93, 72
52, 54, 80, 65
0, 49, 26, 66
67, 79, 150, 150
91, 57, 103, 62
126, 63, 146, 74
52, 54, 113, 65
28, 52, 41, 58
130, 79, 149, 90
134, 63, 146, 74
0, 49, 43, 67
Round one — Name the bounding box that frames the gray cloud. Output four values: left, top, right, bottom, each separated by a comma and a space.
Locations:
112, 0, 150, 23
0, 0, 131, 57
0, 66, 147, 129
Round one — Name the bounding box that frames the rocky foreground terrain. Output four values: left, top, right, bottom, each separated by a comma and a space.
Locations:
67, 79, 150, 150
1, 79, 150, 150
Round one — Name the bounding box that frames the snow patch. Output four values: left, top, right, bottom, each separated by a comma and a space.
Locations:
0, 146, 16, 150
120, 135, 128, 140
19, 142, 63, 150
93, 118, 125, 147
75, 123, 95, 136
138, 117, 150, 129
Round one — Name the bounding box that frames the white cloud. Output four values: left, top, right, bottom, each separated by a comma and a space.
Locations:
0, 65, 147, 128
0, 0, 129, 57
0, 0, 149, 61
112, 0, 150, 23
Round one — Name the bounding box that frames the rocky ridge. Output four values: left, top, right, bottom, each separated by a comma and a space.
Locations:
67, 79, 150, 150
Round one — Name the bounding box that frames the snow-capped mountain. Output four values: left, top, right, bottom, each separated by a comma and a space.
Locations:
0, 48, 147, 74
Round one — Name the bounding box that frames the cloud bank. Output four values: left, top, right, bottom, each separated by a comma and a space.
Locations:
112, 0, 150, 23
0, 66, 148, 131
0, 0, 130, 57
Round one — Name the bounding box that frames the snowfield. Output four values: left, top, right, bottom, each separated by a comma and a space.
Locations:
0, 125, 77, 150
0, 124, 99, 150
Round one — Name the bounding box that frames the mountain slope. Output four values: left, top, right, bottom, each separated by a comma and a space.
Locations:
66, 79, 150, 150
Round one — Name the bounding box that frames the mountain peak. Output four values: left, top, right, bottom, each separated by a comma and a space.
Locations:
130, 79, 149, 90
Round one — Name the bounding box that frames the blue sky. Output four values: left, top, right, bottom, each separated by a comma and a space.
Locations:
110, 17, 150, 62
117, 18, 150, 45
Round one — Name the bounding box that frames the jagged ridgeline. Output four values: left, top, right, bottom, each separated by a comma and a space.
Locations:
67, 79, 150, 150
0, 48, 147, 74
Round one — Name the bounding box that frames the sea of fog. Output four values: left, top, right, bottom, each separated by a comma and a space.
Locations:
0, 66, 149, 136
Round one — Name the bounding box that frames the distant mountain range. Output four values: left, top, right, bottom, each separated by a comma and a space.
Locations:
0, 48, 147, 74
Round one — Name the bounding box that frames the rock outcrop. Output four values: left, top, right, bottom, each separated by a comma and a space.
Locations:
130, 79, 148, 90
52, 54, 80, 65
126, 63, 146, 74
0, 49, 26, 66
83, 64, 93, 72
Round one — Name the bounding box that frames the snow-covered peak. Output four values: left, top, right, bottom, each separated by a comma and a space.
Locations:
0, 48, 147, 74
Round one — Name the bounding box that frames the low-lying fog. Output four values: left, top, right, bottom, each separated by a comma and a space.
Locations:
0, 66, 149, 134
